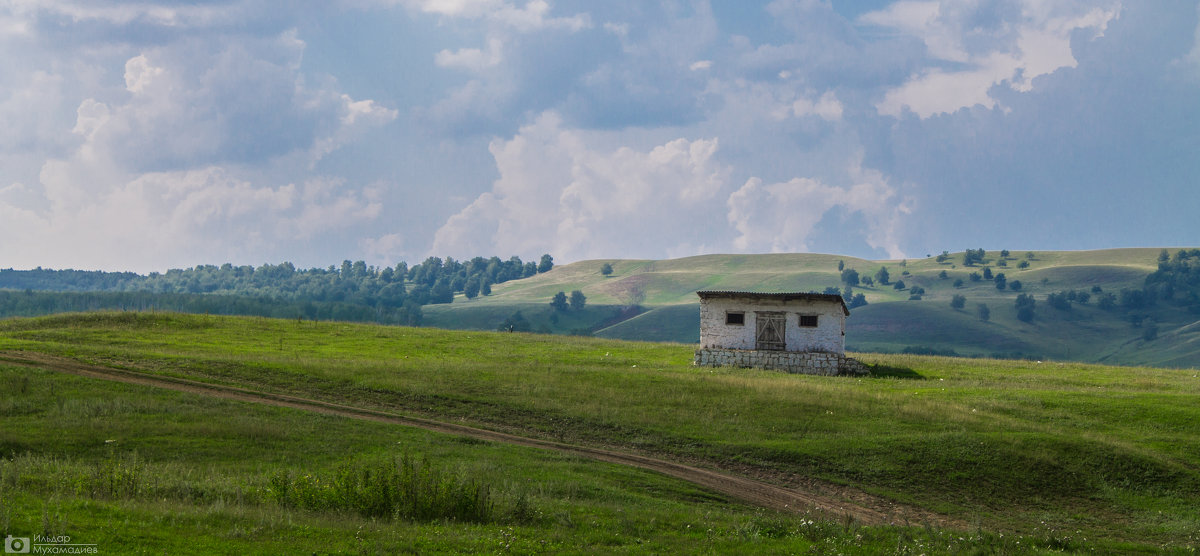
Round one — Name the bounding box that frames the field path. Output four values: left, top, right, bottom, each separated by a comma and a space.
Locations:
3, 350, 964, 529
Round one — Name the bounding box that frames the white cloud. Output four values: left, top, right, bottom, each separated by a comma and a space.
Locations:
790, 90, 843, 121
1, 162, 384, 271
431, 111, 730, 261
410, 0, 589, 31
414, 0, 502, 17
123, 54, 163, 93
858, 1, 966, 62
2, 0, 253, 28
864, 0, 1120, 117
690, 60, 712, 71
876, 51, 1021, 117
727, 160, 911, 258
435, 37, 504, 70
1172, 3, 1200, 80
0, 17, 395, 271
0, 69, 74, 152
362, 232, 408, 263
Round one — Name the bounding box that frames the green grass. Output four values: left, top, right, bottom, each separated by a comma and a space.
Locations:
2, 312, 1198, 553
0, 359, 889, 554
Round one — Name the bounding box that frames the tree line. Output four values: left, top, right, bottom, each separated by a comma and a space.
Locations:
0, 254, 556, 325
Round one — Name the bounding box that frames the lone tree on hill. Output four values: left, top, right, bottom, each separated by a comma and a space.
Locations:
978, 303, 990, 322
600, 262, 614, 276
550, 291, 568, 311
538, 254, 554, 273
951, 294, 966, 309
569, 290, 587, 310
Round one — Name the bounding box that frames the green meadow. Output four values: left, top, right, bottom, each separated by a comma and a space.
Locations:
1, 312, 1198, 553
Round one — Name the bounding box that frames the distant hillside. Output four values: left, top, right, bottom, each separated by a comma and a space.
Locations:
423, 248, 1200, 369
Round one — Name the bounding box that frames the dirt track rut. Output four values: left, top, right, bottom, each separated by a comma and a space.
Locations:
1, 350, 964, 529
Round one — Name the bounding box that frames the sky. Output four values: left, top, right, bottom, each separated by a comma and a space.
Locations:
1, 0, 1197, 273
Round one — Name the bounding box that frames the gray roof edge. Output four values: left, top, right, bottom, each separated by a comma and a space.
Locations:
695, 290, 850, 316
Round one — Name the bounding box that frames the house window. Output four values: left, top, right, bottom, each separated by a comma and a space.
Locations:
725, 311, 745, 325
799, 314, 818, 328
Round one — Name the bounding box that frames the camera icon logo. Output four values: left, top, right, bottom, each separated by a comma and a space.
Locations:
3, 536, 30, 554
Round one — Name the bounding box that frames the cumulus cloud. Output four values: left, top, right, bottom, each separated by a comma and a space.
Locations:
71, 31, 398, 172
864, 0, 1120, 117
431, 112, 729, 261
726, 160, 912, 258
4, 167, 382, 271
3, 0, 255, 28
789, 90, 843, 121
435, 37, 505, 71
3, 0, 1195, 271
412, 0, 589, 31
0, 9, 396, 271
433, 110, 915, 262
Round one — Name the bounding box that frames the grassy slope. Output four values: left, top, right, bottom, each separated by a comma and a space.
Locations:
2, 313, 1198, 553
0, 361, 815, 554
425, 248, 1200, 367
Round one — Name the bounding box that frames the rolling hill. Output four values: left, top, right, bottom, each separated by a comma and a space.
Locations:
423, 248, 1200, 368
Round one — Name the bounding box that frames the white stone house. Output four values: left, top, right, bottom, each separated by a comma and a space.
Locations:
694, 291, 865, 375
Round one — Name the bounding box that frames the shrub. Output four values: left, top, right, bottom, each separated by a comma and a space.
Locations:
267, 456, 496, 523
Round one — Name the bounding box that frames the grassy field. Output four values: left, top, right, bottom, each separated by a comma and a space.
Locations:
424, 248, 1200, 368
2, 312, 1198, 553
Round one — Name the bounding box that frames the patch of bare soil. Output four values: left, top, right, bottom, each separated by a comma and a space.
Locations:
0, 350, 965, 529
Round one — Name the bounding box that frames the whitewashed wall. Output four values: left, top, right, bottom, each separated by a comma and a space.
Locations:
698, 295, 846, 354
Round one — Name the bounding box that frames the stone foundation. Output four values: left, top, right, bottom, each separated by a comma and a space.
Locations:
693, 348, 868, 376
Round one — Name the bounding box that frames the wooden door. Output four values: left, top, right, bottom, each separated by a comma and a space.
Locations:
755, 311, 785, 351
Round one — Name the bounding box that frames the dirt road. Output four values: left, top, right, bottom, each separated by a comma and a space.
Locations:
1, 350, 964, 529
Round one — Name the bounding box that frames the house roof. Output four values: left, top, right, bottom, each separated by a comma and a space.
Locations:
696, 290, 850, 316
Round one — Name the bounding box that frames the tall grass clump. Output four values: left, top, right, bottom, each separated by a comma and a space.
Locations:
266, 455, 494, 523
